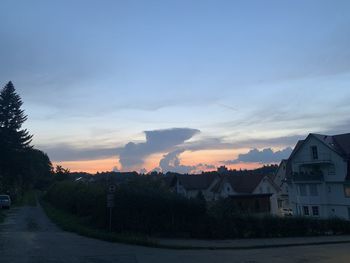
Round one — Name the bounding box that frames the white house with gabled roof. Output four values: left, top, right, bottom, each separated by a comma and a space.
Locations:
213, 174, 280, 215
286, 133, 350, 219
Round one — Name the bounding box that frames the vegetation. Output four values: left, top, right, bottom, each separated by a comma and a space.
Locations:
44, 177, 350, 239
44, 178, 206, 237
41, 200, 159, 247
0, 210, 5, 223
14, 190, 38, 207
0, 81, 53, 200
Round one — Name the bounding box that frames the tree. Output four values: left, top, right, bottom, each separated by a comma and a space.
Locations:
54, 165, 71, 181
0, 81, 33, 190
23, 149, 53, 189
0, 81, 32, 150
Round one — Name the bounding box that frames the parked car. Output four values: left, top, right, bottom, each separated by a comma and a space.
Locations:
281, 208, 293, 217
0, 195, 11, 209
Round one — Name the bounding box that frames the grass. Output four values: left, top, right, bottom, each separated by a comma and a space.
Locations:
40, 200, 161, 247
0, 210, 5, 223
13, 190, 38, 207
21, 190, 38, 206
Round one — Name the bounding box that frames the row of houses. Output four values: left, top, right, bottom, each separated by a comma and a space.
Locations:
166, 132, 350, 220
165, 172, 283, 216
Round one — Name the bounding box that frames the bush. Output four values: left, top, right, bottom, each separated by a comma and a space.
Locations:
44, 178, 207, 236
44, 178, 350, 239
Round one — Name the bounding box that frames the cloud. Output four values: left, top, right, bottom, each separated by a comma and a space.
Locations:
159, 149, 196, 174
159, 149, 216, 174
185, 134, 303, 152
224, 147, 293, 164
118, 128, 199, 169
37, 144, 118, 162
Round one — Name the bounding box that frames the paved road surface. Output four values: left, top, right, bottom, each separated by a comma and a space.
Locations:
0, 204, 349, 263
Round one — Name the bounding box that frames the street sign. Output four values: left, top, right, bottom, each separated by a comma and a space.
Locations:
106, 192, 115, 231
107, 193, 114, 208
108, 184, 116, 193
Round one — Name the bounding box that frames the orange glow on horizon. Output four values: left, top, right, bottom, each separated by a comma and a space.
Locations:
54, 148, 266, 174
53, 157, 119, 174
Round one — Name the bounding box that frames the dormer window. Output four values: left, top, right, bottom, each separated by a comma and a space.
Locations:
311, 146, 318, 160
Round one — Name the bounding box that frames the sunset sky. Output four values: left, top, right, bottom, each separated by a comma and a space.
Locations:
1, 0, 350, 173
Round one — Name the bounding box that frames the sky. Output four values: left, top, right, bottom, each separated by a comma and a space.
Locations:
1, 0, 350, 173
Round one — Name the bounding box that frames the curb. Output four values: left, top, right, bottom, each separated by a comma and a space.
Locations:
155, 239, 350, 250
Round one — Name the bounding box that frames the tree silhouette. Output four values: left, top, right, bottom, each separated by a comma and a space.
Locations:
0, 81, 34, 191
0, 81, 32, 150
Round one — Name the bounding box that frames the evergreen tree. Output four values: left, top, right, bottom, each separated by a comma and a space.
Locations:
0, 81, 33, 190
0, 81, 32, 150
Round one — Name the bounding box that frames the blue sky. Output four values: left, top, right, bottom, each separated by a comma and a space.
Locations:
1, 0, 350, 172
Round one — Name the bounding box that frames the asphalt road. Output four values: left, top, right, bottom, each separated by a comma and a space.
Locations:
0, 204, 349, 263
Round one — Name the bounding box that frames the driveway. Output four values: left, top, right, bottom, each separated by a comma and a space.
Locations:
0, 203, 349, 263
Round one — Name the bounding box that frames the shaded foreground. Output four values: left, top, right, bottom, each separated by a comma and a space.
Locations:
0, 204, 350, 262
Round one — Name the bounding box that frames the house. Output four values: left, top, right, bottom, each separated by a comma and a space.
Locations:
273, 159, 291, 215
286, 133, 350, 219
171, 174, 220, 201
225, 194, 273, 215
213, 174, 280, 215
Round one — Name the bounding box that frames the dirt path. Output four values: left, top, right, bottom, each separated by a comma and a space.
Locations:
0, 203, 349, 263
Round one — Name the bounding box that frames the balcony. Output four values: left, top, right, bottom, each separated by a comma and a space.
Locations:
294, 153, 332, 165
292, 171, 324, 182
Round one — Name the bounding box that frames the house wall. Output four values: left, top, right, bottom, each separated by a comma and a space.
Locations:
289, 136, 350, 220
175, 177, 220, 201
217, 181, 236, 199
253, 177, 279, 215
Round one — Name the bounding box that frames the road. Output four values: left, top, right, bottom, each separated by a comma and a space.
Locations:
0, 204, 349, 263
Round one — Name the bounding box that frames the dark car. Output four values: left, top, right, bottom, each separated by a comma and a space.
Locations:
0, 195, 11, 209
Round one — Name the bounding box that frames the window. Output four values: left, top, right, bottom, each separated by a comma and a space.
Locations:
328, 165, 335, 176
303, 206, 309, 216
299, 184, 307, 196
312, 206, 319, 216
267, 186, 271, 193
278, 200, 282, 208
344, 185, 350, 198
311, 146, 318, 160
309, 184, 318, 196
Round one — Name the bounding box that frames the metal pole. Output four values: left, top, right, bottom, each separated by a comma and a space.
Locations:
109, 207, 112, 232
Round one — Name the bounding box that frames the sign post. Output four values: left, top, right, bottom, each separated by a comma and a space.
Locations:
107, 184, 116, 232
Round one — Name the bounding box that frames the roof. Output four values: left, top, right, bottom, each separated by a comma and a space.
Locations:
333, 133, 350, 158
225, 174, 266, 194
286, 132, 350, 179
310, 133, 350, 159
162, 174, 177, 188
273, 159, 287, 181
287, 133, 350, 160
177, 175, 218, 190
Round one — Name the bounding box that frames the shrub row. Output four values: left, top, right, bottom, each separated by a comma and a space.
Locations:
44, 178, 350, 238
44, 178, 206, 236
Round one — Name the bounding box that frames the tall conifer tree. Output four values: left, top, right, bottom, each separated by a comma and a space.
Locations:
0, 81, 32, 150
0, 81, 33, 189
